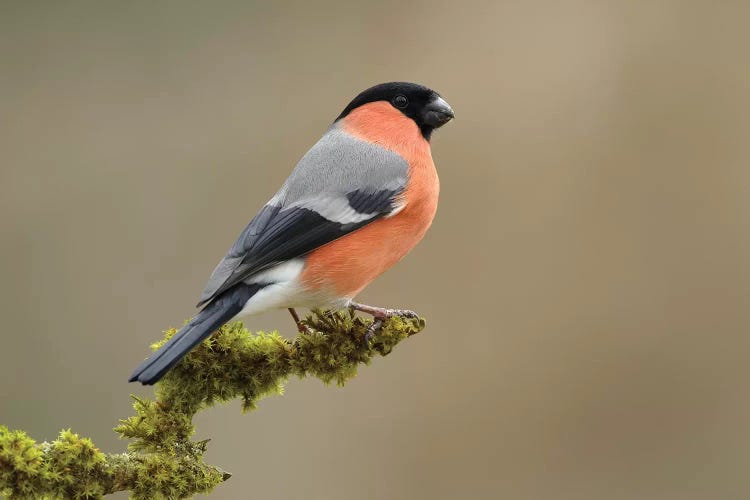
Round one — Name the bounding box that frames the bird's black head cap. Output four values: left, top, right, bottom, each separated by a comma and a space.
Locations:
335, 82, 454, 140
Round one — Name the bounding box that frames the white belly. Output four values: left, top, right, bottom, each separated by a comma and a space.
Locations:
233, 259, 343, 318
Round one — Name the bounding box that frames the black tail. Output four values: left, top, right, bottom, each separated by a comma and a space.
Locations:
128, 284, 262, 385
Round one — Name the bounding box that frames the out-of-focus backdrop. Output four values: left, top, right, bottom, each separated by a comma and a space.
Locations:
1, 1, 748, 499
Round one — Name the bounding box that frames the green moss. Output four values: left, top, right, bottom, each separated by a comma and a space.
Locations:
0, 310, 424, 498
0, 427, 108, 499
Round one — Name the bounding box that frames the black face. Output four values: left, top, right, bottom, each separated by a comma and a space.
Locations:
335, 82, 454, 140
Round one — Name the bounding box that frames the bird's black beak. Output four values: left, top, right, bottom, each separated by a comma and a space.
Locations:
422, 96, 454, 128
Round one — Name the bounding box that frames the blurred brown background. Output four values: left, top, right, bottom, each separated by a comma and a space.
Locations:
1, 1, 749, 499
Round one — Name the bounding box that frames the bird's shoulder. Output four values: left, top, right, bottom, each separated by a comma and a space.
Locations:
271, 125, 409, 206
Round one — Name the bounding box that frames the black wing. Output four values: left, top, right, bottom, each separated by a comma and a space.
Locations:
196, 187, 402, 307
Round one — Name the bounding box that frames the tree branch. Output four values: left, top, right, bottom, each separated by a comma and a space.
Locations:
0, 310, 424, 498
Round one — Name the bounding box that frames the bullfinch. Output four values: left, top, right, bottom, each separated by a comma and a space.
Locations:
129, 82, 454, 385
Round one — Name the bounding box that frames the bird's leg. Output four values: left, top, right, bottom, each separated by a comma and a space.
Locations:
288, 308, 312, 334
348, 301, 419, 342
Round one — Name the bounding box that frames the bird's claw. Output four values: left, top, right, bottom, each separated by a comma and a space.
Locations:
348, 301, 420, 344
362, 308, 419, 344
384, 308, 419, 319
288, 307, 314, 335
363, 318, 384, 343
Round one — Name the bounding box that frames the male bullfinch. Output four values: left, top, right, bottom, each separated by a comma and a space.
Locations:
129, 82, 454, 385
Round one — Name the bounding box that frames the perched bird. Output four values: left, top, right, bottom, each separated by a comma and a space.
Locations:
129, 82, 453, 385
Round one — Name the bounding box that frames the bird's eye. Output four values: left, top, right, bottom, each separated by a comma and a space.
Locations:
393, 95, 409, 109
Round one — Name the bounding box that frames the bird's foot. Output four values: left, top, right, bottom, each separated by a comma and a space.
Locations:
288, 308, 313, 335
348, 301, 419, 343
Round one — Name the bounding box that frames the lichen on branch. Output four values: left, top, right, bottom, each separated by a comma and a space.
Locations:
0, 310, 424, 499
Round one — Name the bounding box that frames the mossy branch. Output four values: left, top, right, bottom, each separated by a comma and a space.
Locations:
0, 310, 424, 499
